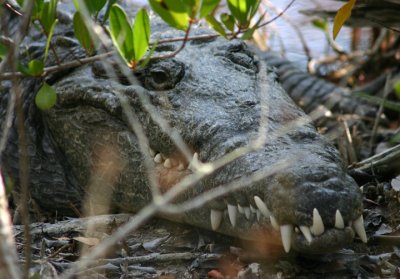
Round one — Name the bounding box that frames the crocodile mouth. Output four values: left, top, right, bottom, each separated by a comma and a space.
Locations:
208, 196, 365, 254
150, 148, 367, 254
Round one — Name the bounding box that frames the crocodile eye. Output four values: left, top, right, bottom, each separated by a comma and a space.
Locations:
150, 69, 168, 85
136, 59, 185, 91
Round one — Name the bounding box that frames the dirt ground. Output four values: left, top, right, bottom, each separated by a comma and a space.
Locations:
12, 176, 400, 279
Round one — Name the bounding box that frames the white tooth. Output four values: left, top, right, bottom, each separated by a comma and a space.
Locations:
256, 210, 261, 222
299, 226, 313, 243
163, 158, 172, 168
149, 148, 156, 157
188, 152, 199, 171
353, 215, 367, 243
227, 204, 237, 227
280, 224, 293, 253
154, 153, 163, 164
335, 210, 345, 229
295, 227, 299, 233
177, 162, 185, 171
310, 208, 325, 236
270, 215, 279, 231
254, 196, 271, 217
237, 204, 244, 214
210, 209, 223, 231
250, 204, 256, 213
243, 207, 251, 220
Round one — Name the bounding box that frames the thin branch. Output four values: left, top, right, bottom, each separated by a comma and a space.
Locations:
258, 0, 296, 29
0, 173, 21, 279
0, 51, 114, 80
151, 22, 193, 61
368, 73, 391, 155
2, 1, 36, 278
262, 0, 311, 61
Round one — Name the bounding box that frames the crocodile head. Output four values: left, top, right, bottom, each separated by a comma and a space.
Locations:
40, 26, 365, 254
0, 5, 364, 253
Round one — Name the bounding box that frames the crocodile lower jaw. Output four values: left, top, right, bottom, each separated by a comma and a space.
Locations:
151, 150, 367, 253
209, 198, 366, 253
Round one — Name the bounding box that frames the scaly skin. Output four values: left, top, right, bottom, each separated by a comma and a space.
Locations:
0, 7, 365, 253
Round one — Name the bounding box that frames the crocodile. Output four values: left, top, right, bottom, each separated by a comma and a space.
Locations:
256, 51, 374, 117
0, 4, 366, 254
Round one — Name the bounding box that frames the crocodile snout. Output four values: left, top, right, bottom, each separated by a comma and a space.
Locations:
150, 147, 366, 254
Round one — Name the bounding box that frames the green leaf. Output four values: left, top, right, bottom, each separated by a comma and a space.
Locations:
35, 82, 57, 110
199, 0, 220, 18
390, 132, 400, 144
149, 0, 189, 30
394, 80, 400, 99
133, 9, 150, 62
27, 59, 44, 76
29, 272, 41, 279
220, 13, 235, 32
312, 19, 328, 31
247, 0, 261, 20
241, 26, 256, 40
103, 0, 118, 24
17, 0, 44, 18
73, 12, 96, 55
139, 38, 160, 68
73, 0, 107, 15
0, 42, 8, 59
333, 0, 356, 39
44, 19, 58, 63
109, 4, 134, 63
241, 12, 264, 40
31, 0, 44, 20
72, 0, 79, 11
2, 174, 14, 195
181, 0, 200, 17
18, 63, 29, 75
205, 15, 226, 37
84, 0, 107, 15
227, 0, 247, 25
354, 92, 400, 112
40, 0, 58, 34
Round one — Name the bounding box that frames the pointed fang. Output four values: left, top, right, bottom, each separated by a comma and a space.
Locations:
237, 204, 244, 214
311, 208, 325, 236
280, 224, 294, 253
244, 207, 251, 220
254, 196, 270, 217
335, 210, 345, 229
154, 153, 163, 164
210, 209, 223, 231
149, 148, 156, 157
270, 215, 280, 231
188, 152, 199, 171
177, 162, 185, 171
299, 226, 313, 243
227, 204, 237, 227
353, 215, 367, 243
164, 159, 172, 168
